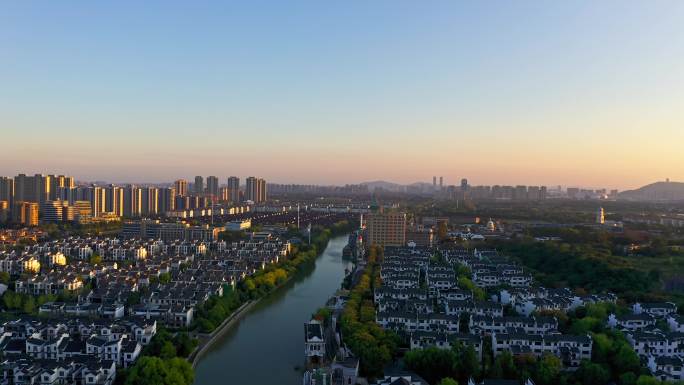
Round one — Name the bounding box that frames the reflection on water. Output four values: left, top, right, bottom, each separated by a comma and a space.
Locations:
194, 235, 350, 385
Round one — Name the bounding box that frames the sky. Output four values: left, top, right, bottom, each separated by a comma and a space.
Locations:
1, 1, 683, 190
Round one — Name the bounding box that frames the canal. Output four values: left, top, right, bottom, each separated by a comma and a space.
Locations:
194, 235, 351, 385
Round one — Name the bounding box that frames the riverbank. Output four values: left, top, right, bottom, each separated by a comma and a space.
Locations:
189, 225, 355, 366
190, 251, 322, 367
193, 235, 351, 385
190, 222, 355, 334
190, 299, 256, 367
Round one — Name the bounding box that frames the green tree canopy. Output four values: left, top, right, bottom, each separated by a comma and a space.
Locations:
125, 357, 194, 385
438, 378, 459, 385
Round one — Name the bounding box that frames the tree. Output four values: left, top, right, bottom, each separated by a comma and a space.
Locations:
534, 354, 561, 385
160, 341, 177, 360
635, 375, 661, 385
438, 378, 459, 385
125, 357, 194, 385
490, 351, 517, 379
125, 357, 169, 385
126, 291, 141, 307
614, 344, 641, 375
174, 333, 198, 358
404, 347, 457, 384
22, 295, 35, 314
455, 345, 480, 380
159, 272, 171, 285
620, 372, 638, 385
591, 333, 613, 364
0, 271, 9, 285
89, 253, 102, 265
574, 361, 610, 385
166, 358, 194, 385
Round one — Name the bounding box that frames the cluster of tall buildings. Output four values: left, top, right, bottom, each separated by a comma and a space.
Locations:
175, 176, 267, 204
566, 187, 619, 200
245, 177, 267, 203
1, 174, 78, 226
268, 183, 369, 195
0, 173, 269, 227
460, 184, 549, 201
430, 179, 548, 201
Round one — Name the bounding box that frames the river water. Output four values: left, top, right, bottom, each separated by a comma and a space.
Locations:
194, 235, 351, 385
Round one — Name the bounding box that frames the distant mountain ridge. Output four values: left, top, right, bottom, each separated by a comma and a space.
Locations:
619, 181, 684, 201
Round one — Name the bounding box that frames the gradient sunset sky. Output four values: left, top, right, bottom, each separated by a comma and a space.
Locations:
2, 1, 683, 189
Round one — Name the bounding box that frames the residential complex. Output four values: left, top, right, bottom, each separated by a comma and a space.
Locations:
0, 173, 269, 226
0, 229, 293, 383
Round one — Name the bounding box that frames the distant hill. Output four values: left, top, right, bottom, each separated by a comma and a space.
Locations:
619, 181, 684, 201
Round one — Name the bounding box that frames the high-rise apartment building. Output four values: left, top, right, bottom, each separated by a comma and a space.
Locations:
47, 175, 74, 201
141, 187, 159, 216
56, 186, 77, 203
13, 201, 39, 226
206, 176, 219, 198
106, 185, 124, 217
40, 174, 52, 203
123, 185, 142, 217
0, 200, 10, 223
13, 174, 29, 202
174, 179, 188, 197
175, 195, 190, 211
514, 185, 528, 200
158, 187, 176, 214
14, 174, 49, 203
365, 211, 407, 247
245, 177, 267, 203
194, 176, 204, 195
257, 178, 266, 202
245, 177, 257, 202
84, 186, 107, 217
0, 177, 14, 206
227, 176, 240, 202
527, 186, 540, 200
219, 187, 230, 201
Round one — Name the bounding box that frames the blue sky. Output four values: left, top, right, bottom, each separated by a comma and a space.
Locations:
2, 1, 683, 189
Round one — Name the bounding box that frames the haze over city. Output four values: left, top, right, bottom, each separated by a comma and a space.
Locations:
6, 2, 684, 385
2, 1, 684, 190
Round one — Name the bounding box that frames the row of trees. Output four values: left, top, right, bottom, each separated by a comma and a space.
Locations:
404, 341, 652, 385
193, 220, 356, 333
193, 285, 243, 333
1, 291, 62, 314
404, 344, 479, 384
339, 246, 401, 378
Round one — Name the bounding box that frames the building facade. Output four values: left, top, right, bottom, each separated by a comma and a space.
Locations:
365, 212, 407, 247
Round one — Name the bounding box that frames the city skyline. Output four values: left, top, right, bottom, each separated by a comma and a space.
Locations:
3, 1, 684, 190
0, 169, 674, 191
3, 3, 684, 384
